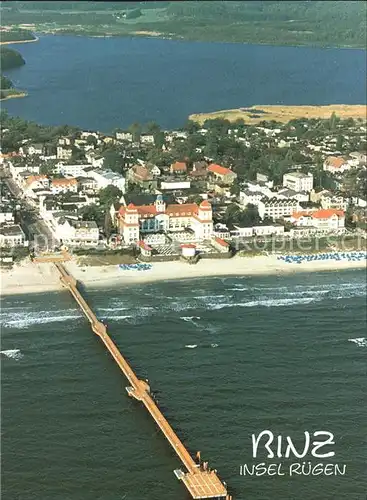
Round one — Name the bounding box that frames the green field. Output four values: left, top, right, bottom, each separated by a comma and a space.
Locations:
1, 1, 366, 48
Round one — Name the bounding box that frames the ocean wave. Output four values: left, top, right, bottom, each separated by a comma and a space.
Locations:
0, 349, 23, 360
348, 337, 367, 347
97, 307, 129, 313
193, 294, 227, 300
181, 316, 201, 321
209, 297, 319, 310
1, 311, 81, 329
106, 315, 132, 321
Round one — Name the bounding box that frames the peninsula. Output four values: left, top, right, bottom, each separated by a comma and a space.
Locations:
0, 28, 37, 45
0, 45, 27, 101
189, 105, 367, 126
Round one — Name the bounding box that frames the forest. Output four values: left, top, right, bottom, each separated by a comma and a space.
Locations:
0, 47, 25, 70
1, 1, 365, 48
0, 29, 36, 42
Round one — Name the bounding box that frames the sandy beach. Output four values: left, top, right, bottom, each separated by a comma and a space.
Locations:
1, 255, 366, 297
189, 104, 367, 125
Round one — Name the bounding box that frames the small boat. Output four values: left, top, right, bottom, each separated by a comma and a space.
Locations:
185, 344, 197, 349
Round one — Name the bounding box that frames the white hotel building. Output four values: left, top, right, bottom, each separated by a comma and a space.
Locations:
258, 197, 300, 220
283, 172, 314, 192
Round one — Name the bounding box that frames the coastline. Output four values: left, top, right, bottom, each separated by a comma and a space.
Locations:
0, 36, 39, 46
0, 91, 27, 102
190, 104, 367, 125
1, 255, 365, 297
11, 28, 365, 50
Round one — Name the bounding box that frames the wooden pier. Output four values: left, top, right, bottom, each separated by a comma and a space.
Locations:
53, 261, 231, 499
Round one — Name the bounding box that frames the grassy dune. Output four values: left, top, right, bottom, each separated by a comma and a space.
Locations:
189, 105, 367, 125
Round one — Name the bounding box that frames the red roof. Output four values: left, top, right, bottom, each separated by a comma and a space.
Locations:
138, 240, 152, 251
170, 161, 187, 171
181, 244, 196, 248
126, 203, 137, 211
324, 156, 348, 169
25, 175, 48, 186
292, 209, 344, 220
51, 177, 77, 186
137, 205, 157, 217
207, 163, 234, 176
214, 237, 229, 247
291, 211, 312, 220
199, 200, 211, 210
166, 203, 198, 217
312, 209, 344, 219
132, 164, 153, 180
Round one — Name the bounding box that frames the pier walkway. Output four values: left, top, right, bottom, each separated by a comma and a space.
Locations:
54, 261, 230, 499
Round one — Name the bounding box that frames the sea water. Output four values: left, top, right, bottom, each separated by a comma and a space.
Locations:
1, 269, 366, 500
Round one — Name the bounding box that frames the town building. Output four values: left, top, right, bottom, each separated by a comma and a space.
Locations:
283, 172, 313, 192
127, 164, 158, 190
19, 143, 44, 156
87, 168, 126, 192
211, 237, 230, 253
246, 181, 274, 198
55, 163, 90, 177
116, 131, 133, 142
349, 151, 367, 166
50, 178, 78, 195
0, 224, 27, 247
117, 195, 213, 244
56, 146, 73, 160
239, 189, 264, 207
160, 180, 191, 190
181, 243, 196, 258
207, 164, 237, 185
323, 156, 351, 174
290, 209, 345, 232
76, 176, 99, 193
258, 197, 300, 220
85, 151, 105, 168
9, 163, 40, 181
0, 205, 14, 224
170, 161, 187, 175
276, 188, 309, 203
320, 193, 349, 211
53, 218, 99, 246
22, 175, 50, 196
140, 134, 155, 144
253, 225, 285, 236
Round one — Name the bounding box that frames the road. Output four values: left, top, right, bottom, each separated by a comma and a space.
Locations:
1, 170, 58, 251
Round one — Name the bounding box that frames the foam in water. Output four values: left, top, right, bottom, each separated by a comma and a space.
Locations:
208, 296, 320, 310
0, 349, 23, 360
106, 315, 132, 321
2, 311, 81, 329
348, 337, 367, 347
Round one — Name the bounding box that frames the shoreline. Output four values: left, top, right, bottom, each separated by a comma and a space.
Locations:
0, 91, 27, 102
0, 36, 39, 46
190, 104, 367, 125
13, 29, 365, 50
1, 255, 365, 297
